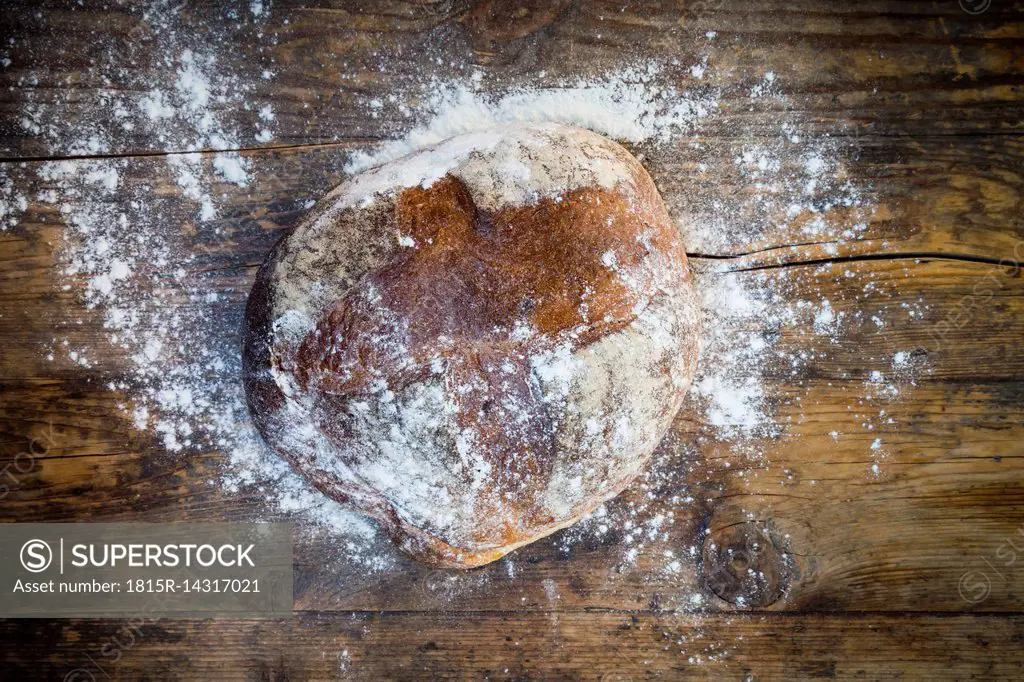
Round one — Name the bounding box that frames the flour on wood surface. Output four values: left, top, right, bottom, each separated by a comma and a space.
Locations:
343, 63, 719, 177
7, 2, 930, 650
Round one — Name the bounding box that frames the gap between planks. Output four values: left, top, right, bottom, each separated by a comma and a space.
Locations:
4, 128, 1024, 165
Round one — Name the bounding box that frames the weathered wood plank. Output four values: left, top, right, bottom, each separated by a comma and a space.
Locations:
1, 1, 1022, 159
3, 612, 1023, 680
4, 380, 1022, 614
0, 135, 1021, 280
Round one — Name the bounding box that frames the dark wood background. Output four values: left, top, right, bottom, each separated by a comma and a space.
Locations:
2, 0, 1023, 679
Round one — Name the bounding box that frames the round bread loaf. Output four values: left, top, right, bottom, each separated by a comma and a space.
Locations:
243, 123, 700, 568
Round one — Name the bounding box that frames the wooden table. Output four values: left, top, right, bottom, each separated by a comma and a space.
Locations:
2, 1, 1023, 679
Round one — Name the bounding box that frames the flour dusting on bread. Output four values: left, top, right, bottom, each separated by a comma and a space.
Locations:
245, 123, 701, 566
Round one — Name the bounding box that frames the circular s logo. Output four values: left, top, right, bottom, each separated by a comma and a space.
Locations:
63, 670, 96, 682
958, 0, 991, 14
20, 539, 52, 573
958, 570, 992, 604
601, 673, 634, 682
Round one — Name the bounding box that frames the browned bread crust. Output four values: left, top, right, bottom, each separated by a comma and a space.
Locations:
243, 124, 700, 568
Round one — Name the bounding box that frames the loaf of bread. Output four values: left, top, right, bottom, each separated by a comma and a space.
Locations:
243, 123, 700, 568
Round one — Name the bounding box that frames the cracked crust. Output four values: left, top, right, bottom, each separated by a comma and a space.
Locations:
243, 123, 700, 568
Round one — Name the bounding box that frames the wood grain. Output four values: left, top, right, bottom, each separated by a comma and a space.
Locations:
3, 612, 1024, 681
1, 0, 1023, 678
2, 1, 1023, 160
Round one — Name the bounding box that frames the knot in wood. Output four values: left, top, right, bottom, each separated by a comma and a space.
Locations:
461, 0, 572, 43
702, 522, 787, 608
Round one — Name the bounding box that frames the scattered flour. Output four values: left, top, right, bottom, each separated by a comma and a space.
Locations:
0, 166, 30, 230
344, 64, 720, 176
8, 2, 903, 614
